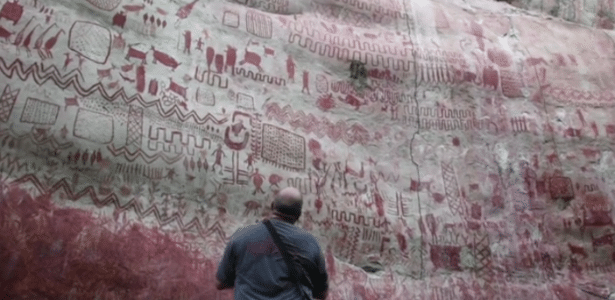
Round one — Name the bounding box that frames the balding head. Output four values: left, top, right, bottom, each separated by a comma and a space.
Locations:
271, 187, 303, 223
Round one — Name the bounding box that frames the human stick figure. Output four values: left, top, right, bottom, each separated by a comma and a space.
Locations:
302, 70, 310, 94
211, 144, 226, 174
250, 168, 266, 195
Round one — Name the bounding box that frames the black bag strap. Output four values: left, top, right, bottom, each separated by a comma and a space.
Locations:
263, 219, 310, 299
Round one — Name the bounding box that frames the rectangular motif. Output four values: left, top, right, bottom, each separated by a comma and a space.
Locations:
74, 108, 114, 144
261, 124, 305, 171
549, 176, 574, 201
126, 106, 143, 148
0, 85, 19, 123
20, 98, 59, 125
236, 93, 254, 110
223, 11, 240, 28
246, 11, 272, 38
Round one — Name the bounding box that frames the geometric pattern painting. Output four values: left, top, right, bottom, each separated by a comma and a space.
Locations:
261, 124, 305, 171
0, 85, 19, 123
20, 98, 60, 125
126, 105, 143, 148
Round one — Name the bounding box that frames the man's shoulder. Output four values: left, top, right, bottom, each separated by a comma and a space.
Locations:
230, 222, 267, 241
293, 226, 319, 241
288, 226, 322, 252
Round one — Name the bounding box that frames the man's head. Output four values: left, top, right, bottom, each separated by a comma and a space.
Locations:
271, 187, 303, 223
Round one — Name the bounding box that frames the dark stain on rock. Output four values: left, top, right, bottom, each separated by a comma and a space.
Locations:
0, 185, 232, 299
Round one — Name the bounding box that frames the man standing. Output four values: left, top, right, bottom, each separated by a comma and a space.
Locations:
216, 187, 329, 299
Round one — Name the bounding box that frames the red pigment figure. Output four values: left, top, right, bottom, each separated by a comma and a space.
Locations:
133, 64, 145, 92
250, 168, 265, 195
0, 0, 24, 25
268, 174, 283, 189
122, 4, 145, 13
151, 46, 181, 70
183, 157, 189, 170
183, 30, 191, 54
211, 143, 225, 174
568, 243, 588, 258
82, 150, 89, 165
200, 157, 209, 172
147, 79, 157, 94
0, 25, 12, 42
39, 28, 64, 59
239, 42, 263, 72
11, 15, 33, 52
244, 152, 255, 171
77, 53, 85, 70
20, 23, 40, 56
195, 37, 205, 53
189, 157, 195, 170
33, 23, 55, 57
316, 93, 335, 112
62, 52, 72, 70
121, 63, 134, 72
74, 150, 81, 163
526, 56, 548, 66
176, 0, 198, 20
97, 65, 115, 81
302, 70, 309, 94
123, 42, 141, 59
90, 150, 98, 165
225, 45, 236, 75
469, 20, 484, 51
338, 94, 363, 110
263, 45, 274, 56
166, 77, 187, 99
286, 55, 295, 82
206, 46, 214, 71
590, 122, 599, 137
64, 95, 78, 110
482, 65, 498, 90
112, 11, 127, 28
214, 54, 224, 73
243, 200, 262, 217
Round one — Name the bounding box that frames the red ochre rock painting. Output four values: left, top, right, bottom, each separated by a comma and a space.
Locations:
2, 0, 615, 298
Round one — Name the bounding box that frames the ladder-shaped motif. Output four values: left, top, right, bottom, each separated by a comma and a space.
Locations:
0, 85, 20, 123
441, 161, 464, 216
126, 105, 143, 148
473, 233, 493, 278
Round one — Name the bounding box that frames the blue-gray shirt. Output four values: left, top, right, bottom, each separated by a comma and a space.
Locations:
216, 219, 328, 300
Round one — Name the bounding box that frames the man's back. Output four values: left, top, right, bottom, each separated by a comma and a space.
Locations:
216, 219, 328, 300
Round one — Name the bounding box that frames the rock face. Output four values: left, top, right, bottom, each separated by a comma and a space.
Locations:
1, 0, 615, 298
491, 0, 615, 30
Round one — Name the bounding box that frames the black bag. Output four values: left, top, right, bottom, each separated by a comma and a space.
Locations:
263, 219, 312, 300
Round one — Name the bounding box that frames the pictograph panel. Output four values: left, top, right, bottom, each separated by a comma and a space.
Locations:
73, 108, 114, 144
20, 98, 60, 125
261, 124, 305, 171
126, 105, 143, 148
0, 85, 20, 123
246, 11, 272, 39
68, 21, 112, 64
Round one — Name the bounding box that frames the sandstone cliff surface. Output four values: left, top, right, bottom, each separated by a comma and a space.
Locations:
1, 0, 615, 298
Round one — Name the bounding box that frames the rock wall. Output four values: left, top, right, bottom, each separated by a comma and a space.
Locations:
1, 0, 615, 298
493, 0, 615, 30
